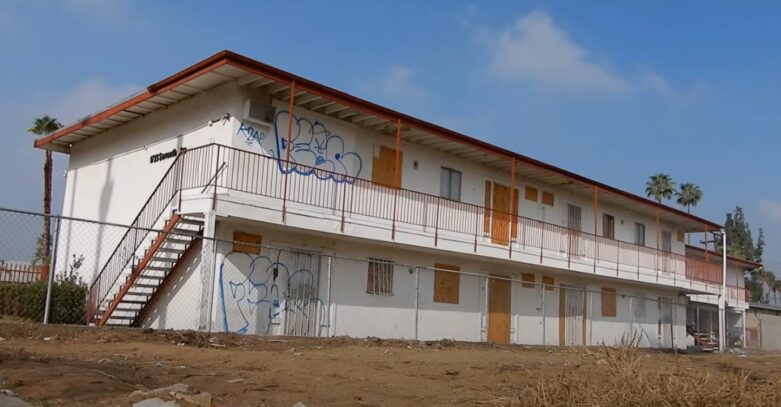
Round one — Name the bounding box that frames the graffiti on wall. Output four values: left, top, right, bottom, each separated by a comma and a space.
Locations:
218, 250, 326, 335
236, 110, 362, 183
237, 122, 267, 148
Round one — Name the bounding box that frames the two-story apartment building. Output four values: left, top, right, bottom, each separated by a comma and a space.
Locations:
36, 51, 729, 349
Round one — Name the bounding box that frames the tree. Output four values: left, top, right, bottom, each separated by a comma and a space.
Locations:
645, 173, 676, 203
28, 116, 62, 265
676, 182, 703, 244
718, 207, 774, 303
676, 183, 703, 214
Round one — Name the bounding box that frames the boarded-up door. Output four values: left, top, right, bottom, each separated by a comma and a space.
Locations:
559, 286, 585, 346
283, 251, 323, 337
487, 183, 519, 245
658, 297, 673, 348
488, 276, 511, 344
372, 146, 402, 188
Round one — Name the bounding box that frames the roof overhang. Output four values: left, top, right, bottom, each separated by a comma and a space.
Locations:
685, 245, 762, 269
34, 50, 723, 232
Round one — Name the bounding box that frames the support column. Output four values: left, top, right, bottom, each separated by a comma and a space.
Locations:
391, 119, 402, 240
198, 210, 217, 332
508, 157, 516, 257
281, 81, 296, 222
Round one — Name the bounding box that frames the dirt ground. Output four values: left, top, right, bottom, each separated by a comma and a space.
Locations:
1, 319, 780, 407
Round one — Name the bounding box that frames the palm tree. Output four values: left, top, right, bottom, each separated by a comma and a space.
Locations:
28, 115, 63, 264
676, 183, 703, 214
675, 182, 703, 244
645, 173, 676, 203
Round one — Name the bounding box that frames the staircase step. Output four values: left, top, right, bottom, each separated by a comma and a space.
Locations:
166, 238, 195, 245
108, 315, 135, 320
178, 218, 204, 226
133, 283, 159, 289
172, 227, 199, 235
120, 300, 147, 305
145, 266, 171, 272
151, 256, 177, 263
158, 247, 185, 254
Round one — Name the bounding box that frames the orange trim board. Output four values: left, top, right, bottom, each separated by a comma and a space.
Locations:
33, 50, 722, 231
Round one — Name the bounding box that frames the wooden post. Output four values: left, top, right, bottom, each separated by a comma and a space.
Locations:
282, 81, 296, 222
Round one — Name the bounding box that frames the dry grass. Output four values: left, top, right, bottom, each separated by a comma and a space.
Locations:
492, 342, 781, 406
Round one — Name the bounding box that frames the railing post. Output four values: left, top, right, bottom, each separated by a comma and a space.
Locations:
212, 144, 220, 210
473, 208, 479, 253
540, 223, 545, 263
340, 181, 347, 233
177, 152, 185, 212
434, 197, 440, 246
636, 244, 640, 279
508, 157, 515, 259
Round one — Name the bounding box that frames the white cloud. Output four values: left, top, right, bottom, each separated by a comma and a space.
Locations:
489, 10, 632, 94
357, 65, 428, 103
46, 79, 140, 124
759, 200, 781, 224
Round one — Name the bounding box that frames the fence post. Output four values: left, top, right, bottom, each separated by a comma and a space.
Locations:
541, 284, 546, 345
326, 255, 333, 337
414, 266, 420, 340
43, 216, 62, 324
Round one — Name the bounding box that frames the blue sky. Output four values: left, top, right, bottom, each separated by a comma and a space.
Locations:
1, 1, 779, 270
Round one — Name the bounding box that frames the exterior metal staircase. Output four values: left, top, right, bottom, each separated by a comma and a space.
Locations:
94, 214, 204, 326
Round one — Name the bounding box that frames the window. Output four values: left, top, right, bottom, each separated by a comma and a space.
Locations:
524, 186, 539, 202
602, 214, 615, 239
233, 231, 262, 255
634, 223, 646, 246
433, 263, 460, 304
367, 258, 394, 295
677, 230, 685, 243
542, 276, 554, 291
541, 191, 555, 206
601, 287, 617, 317
439, 167, 462, 201
661, 230, 672, 252
521, 273, 535, 288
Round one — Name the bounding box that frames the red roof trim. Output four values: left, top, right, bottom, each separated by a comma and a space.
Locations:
33, 50, 722, 230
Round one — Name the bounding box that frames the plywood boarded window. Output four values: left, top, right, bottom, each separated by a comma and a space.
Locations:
233, 231, 262, 255
433, 263, 460, 304
521, 273, 535, 288
601, 287, 617, 317
367, 258, 394, 295
541, 191, 555, 206
542, 276, 554, 291
372, 146, 402, 188
525, 186, 538, 202
677, 230, 685, 242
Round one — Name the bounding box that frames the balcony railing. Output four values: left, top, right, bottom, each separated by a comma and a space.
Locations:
182, 144, 723, 286
727, 284, 748, 302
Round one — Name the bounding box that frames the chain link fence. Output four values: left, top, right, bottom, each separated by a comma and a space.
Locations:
0, 207, 738, 351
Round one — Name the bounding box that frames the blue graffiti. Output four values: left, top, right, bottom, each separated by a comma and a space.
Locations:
219, 251, 325, 335
237, 122, 266, 147
272, 111, 362, 184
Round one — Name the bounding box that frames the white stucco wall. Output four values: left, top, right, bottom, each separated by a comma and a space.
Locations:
202, 219, 687, 348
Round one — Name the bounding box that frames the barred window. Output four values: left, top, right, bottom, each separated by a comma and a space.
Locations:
367, 258, 394, 295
